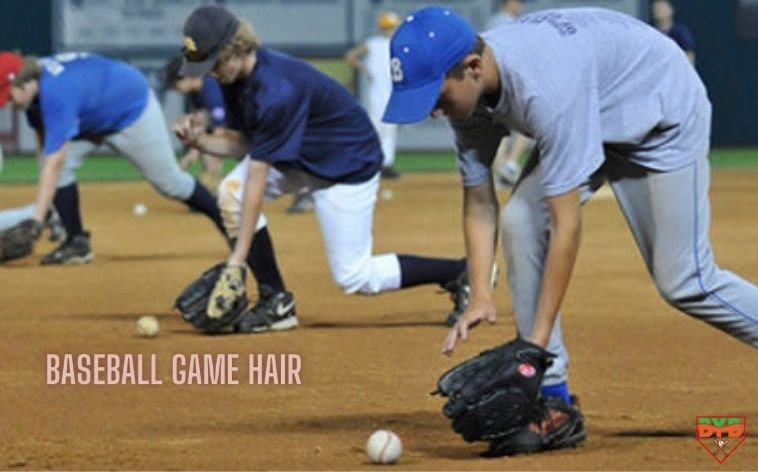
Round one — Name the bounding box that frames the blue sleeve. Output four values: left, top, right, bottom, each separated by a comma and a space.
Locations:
39, 87, 81, 155
200, 78, 227, 129
248, 83, 308, 164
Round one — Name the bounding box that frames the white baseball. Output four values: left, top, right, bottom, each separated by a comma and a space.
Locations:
380, 189, 394, 201
133, 203, 148, 217
136, 315, 160, 338
366, 429, 402, 464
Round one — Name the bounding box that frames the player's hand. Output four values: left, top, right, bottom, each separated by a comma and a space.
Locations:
442, 298, 497, 356
179, 149, 200, 170
172, 114, 205, 147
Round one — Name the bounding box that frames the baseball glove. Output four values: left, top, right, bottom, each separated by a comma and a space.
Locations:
0, 219, 42, 263
434, 336, 555, 442
484, 395, 586, 457
174, 263, 248, 334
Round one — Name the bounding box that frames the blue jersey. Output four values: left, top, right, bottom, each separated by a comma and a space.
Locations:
190, 77, 226, 129
26, 53, 148, 155
222, 48, 382, 183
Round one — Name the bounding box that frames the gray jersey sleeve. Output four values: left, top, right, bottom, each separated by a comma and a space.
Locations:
451, 109, 509, 188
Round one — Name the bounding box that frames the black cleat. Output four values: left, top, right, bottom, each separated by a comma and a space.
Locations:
235, 285, 298, 333
40, 232, 93, 265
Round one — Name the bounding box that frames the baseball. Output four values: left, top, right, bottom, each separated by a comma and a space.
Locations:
366, 429, 402, 464
380, 189, 394, 201
133, 203, 148, 217
136, 315, 160, 338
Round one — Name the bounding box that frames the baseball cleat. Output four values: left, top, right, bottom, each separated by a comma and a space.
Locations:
442, 271, 470, 327
380, 166, 401, 179
443, 264, 498, 326
235, 285, 298, 333
40, 232, 93, 265
45, 208, 67, 242
484, 396, 587, 457
286, 193, 314, 214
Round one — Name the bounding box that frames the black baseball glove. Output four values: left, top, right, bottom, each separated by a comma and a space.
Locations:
0, 219, 42, 263
434, 336, 555, 442
174, 263, 248, 334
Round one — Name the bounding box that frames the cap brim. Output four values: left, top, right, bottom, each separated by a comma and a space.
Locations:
179, 53, 219, 78
382, 77, 444, 124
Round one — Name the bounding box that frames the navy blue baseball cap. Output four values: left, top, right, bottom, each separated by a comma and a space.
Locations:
383, 6, 476, 124
180, 5, 240, 77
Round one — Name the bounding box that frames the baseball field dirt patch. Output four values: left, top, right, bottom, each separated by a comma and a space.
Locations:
1, 171, 756, 470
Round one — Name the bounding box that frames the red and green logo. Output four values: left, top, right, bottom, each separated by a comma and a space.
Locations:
695, 416, 747, 464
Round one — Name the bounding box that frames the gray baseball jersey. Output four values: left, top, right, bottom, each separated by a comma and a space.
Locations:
450, 8, 756, 384
455, 8, 707, 197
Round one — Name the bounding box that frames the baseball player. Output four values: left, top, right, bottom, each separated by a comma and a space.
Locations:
172, 6, 469, 333
0, 51, 225, 264
345, 11, 401, 179
486, 0, 524, 29
652, 0, 696, 65
485, 0, 530, 190
163, 55, 227, 192
384, 6, 758, 454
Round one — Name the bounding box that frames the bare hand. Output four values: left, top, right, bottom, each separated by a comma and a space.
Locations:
179, 149, 200, 170
172, 114, 205, 147
442, 300, 497, 356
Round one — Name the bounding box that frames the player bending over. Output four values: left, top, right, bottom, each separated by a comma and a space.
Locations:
384, 6, 758, 457
0, 51, 226, 265
172, 6, 470, 334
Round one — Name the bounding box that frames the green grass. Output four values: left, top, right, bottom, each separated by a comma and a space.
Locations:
1, 148, 756, 184
308, 58, 354, 86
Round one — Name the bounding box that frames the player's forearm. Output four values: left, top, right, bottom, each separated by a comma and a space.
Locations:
462, 181, 499, 302
32, 146, 68, 223
344, 43, 367, 70
227, 161, 269, 266
531, 190, 581, 347
194, 130, 248, 158
180, 148, 200, 168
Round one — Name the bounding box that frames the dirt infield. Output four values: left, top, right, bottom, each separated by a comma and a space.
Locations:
0, 171, 756, 470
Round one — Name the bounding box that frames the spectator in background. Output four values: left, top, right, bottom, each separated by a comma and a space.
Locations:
486, 0, 524, 29
164, 55, 226, 192
345, 11, 401, 179
651, 0, 696, 65
487, 0, 531, 190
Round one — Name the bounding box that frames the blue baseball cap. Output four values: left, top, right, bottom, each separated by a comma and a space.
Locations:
383, 6, 476, 124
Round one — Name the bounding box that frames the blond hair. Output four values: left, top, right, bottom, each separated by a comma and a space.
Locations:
219, 20, 261, 61
12, 56, 40, 86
